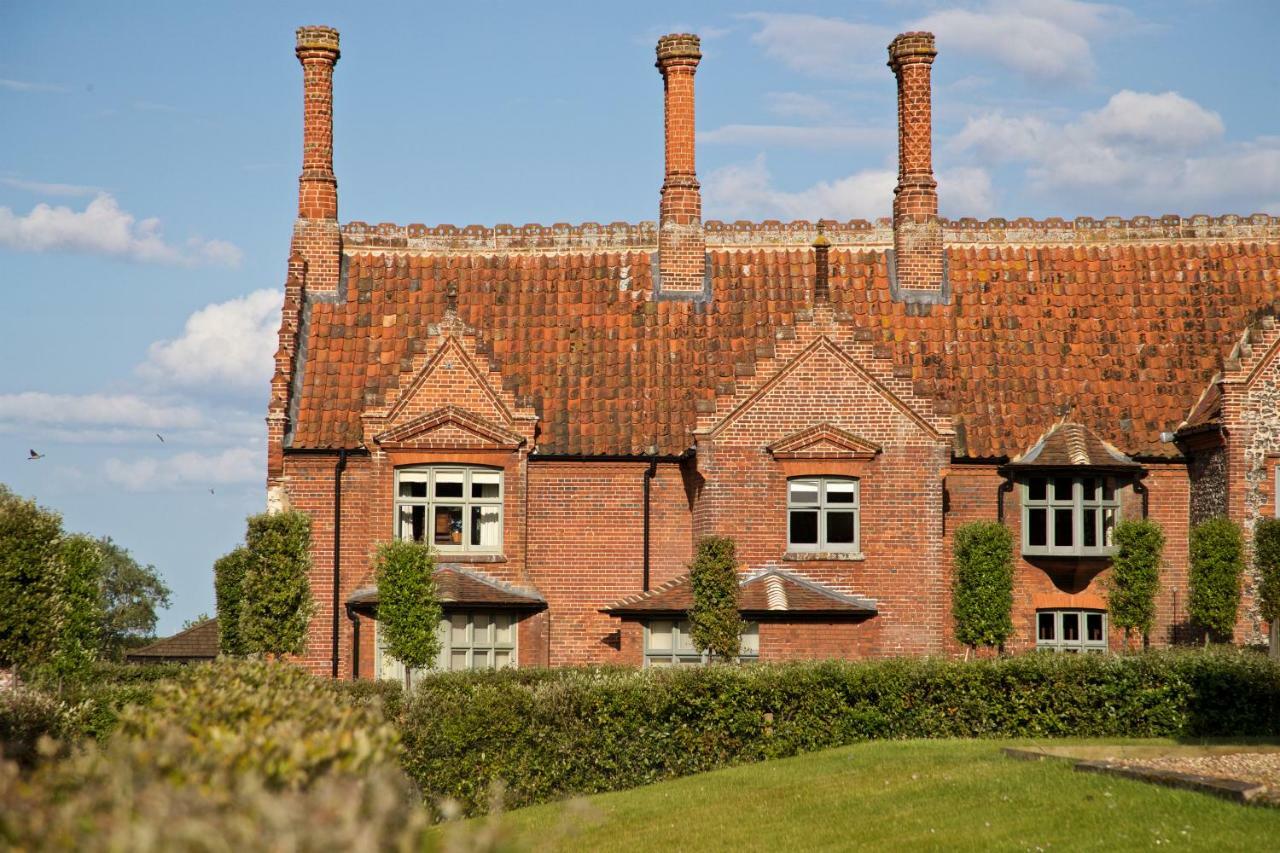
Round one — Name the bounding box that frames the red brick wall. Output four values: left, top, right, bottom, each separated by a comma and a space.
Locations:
526, 460, 692, 666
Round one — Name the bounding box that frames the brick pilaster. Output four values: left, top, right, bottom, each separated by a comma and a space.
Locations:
656, 33, 705, 293
888, 32, 942, 293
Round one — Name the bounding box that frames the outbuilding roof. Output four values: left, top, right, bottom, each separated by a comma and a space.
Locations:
125, 618, 219, 662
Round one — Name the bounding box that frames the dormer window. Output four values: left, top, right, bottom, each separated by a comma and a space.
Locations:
1021, 475, 1118, 557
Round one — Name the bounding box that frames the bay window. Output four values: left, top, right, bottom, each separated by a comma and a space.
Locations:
376, 610, 517, 682
1021, 475, 1119, 557
395, 466, 502, 553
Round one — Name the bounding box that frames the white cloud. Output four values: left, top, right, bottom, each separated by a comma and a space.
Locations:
0, 193, 242, 267
913, 0, 1135, 84
742, 3, 1133, 85
0, 78, 68, 93
138, 290, 284, 391
0, 392, 205, 429
698, 123, 891, 149
103, 446, 261, 492
704, 154, 995, 221
764, 92, 836, 121
1, 177, 103, 197
741, 13, 892, 80
951, 90, 1278, 211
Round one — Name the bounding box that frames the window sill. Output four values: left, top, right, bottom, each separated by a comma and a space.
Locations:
1022, 550, 1116, 560
783, 551, 865, 562
432, 553, 507, 564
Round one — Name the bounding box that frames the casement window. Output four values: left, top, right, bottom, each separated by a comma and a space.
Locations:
1021, 475, 1119, 557
1036, 609, 1107, 653
787, 477, 859, 553
394, 466, 502, 553
643, 619, 759, 667
375, 611, 516, 682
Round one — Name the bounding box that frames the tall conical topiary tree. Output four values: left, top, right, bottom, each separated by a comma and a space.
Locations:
688, 536, 745, 662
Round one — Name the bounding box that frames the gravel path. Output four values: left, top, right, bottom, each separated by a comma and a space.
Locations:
1119, 753, 1280, 804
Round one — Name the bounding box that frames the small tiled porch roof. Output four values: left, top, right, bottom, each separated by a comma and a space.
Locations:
125, 618, 219, 662
346, 565, 546, 611
603, 567, 877, 617
1006, 421, 1142, 472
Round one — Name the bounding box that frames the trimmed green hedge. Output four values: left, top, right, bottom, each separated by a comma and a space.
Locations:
398, 651, 1280, 814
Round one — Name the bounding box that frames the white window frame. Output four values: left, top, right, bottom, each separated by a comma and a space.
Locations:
1021, 475, 1119, 558
786, 477, 860, 554
394, 465, 503, 554
1035, 609, 1108, 653
375, 610, 517, 682
642, 619, 759, 667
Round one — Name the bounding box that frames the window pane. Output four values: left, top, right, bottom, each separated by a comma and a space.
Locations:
740, 623, 759, 655
1082, 477, 1097, 501
435, 471, 464, 499
1103, 479, 1116, 501
471, 471, 501, 499
648, 620, 673, 651
494, 613, 513, 645
471, 505, 501, 548
1086, 613, 1104, 642
1037, 612, 1056, 641
675, 620, 696, 652
1028, 508, 1047, 547
1102, 507, 1116, 547
825, 511, 856, 546
398, 473, 428, 499
1083, 508, 1097, 547
450, 614, 469, 646
1053, 477, 1073, 501
825, 480, 857, 504
449, 650, 468, 671
473, 613, 492, 645
790, 511, 819, 545
1062, 613, 1080, 642
1028, 477, 1047, 501
434, 506, 463, 546
789, 480, 819, 505
473, 649, 493, 670
495, 650, 512, 669
399, 505, 427, 542
1054, 508, 1074, 547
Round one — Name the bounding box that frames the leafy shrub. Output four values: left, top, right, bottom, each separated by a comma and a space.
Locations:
951, 522, 1014, 652
115, 659, 398, 790
213, 546, 251, 656
688, 536, 744, 660
1189, 517, 1244, 641
1254, 518, 1280, 627
0, 689, 67, 767
1107, 519, 1164, 647
239, 511, 314, 657
45, 535, 103, 686
398, 651, 1280, 815
374, 540, 442, 680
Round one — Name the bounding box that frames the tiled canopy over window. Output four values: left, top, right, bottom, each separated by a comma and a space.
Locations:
395, 466, 502, 553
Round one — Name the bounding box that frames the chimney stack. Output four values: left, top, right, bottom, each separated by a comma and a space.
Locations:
813, 221, 830, 304
655, 33, 705, 294
292, 26, 342, 293
887, 32, 942, 294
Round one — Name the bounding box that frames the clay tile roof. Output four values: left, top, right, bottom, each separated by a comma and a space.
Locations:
1008, 421, 1141, 470
346, 565, 545, 609
602, 567, 877, 616
124, 618, 219, 662
287, 229, 1280, 459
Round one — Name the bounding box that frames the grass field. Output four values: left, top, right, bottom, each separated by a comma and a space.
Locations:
446, 739, 1280, 851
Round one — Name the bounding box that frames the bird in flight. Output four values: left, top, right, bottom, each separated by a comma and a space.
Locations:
156, 433, 165, 443
209, 488, 215, 495
28, 449, 45, 461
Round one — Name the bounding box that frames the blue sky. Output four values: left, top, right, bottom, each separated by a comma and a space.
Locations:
2, 0, 1278, 633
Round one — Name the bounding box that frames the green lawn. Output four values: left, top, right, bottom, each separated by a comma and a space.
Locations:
445, 740, 1280, 851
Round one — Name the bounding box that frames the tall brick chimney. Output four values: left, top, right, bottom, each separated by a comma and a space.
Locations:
887, 32, 942, 295
292, 26, 342, 293
655, 33, 705, 294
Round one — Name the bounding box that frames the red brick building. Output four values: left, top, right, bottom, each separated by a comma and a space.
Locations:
270, 27, 1280, 679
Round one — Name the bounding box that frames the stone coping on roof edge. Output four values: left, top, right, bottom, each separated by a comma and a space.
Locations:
338, 214, 1280, 253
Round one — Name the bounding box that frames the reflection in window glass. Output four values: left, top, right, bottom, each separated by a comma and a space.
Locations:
394, 467, 503, 553
644, 619, 760, 666
1037, 610, 1107, 653
787, 477, 860, 552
